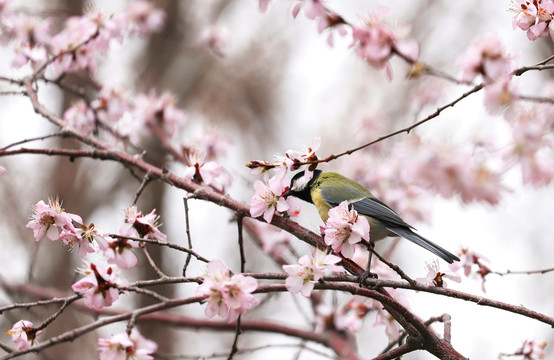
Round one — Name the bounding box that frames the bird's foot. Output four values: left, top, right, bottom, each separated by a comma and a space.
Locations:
357, 270, 378, 287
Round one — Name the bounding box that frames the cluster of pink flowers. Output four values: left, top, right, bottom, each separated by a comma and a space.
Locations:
0, 1, 165, 74
7, 320, 42, 351
71, 262, 127, 310
248, 136, 321, 179
351, 8, 420, 80
457, 34, 514, 83
456, 34, 518, 114
26, 198, 84, 243
322, 201, 370, 258
195, 260, 260, 322
505, 102, 554, 186
250, 174, 302, 223
282, 249, 343, 297
98, 328, 157, 360
511, 0, 554, 42
315, 296, 370, 334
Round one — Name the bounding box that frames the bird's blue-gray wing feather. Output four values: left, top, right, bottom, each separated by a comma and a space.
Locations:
319, 185, 411, 227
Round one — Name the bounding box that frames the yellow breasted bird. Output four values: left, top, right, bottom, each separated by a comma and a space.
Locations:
283, 170, 460, 284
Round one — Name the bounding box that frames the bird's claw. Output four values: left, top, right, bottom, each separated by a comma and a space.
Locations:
357, 270, 378, 287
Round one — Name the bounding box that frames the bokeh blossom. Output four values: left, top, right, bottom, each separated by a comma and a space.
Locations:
98, 328, 157, 360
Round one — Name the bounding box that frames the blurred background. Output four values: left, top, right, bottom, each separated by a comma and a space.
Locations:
0, 0, 552, 359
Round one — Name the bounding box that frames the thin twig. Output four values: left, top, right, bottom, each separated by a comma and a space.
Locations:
35, 296, 79, 331
141, 246, 169, 279
491, 266, 554, 276
0, 132, 69, 151
237, 215, 245, 273
133, 172, 153, 205
111, 234, 210, 263
182, 196, 194, 276
227, 315, 242, 360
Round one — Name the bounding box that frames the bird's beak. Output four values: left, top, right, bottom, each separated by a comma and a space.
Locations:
282, 189, 292, 198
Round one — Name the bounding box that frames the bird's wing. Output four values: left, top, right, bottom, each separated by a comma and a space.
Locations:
320, 185, 412, 228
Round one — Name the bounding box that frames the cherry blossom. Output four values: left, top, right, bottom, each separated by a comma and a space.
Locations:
511, 0, 554, 41
334, 296, 370, 333
483, 76, 518, 115
183, 151, 233, 193
191, 126, 232, 161
26, 199, 83, 242
456, 34, 514, 83
124, 0, 166, 36
98, 328, 158, 360
510, 339, 548, 360
134, 90, 187, 139
122, 205, 166, 241
0, 166, 6, 176
59, 228, 96, 257
415, 259, 461, 288
63, 100, 96, 134
351, 9, 419, 80
323, 201, 370, 258
195, 260, 260, 322
71, 262, 127, 309
7, 320, 42, 351
449, 248, 491, 292
250, 174, 302, 223
282, 249, 343, 297
102, 236, 139, 269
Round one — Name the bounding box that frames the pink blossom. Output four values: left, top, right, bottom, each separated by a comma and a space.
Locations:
456, 34, 514, 83
59, 228, 96, 257
71, 262, 127, 309
0, 166, 6, 176
483, 76, 518, 115
103, 235, 139, 269
26, 199, 83, 242
351, 9, 419, 80
370, 289, 409, 340
91, 85, 130, 124
183, 153, 232, 193
7, 320, 42, 351
134, 91, 187, 138
98, 328, 158, 360
511, 0, 554, 41
191, 126, 232, 161
282, 136, 321, 173
195, 260, 260, 322
512, 339, 547, 359
415, 259, 461, 288
125, 0, 166, 35
449, 248, 491, 292
63, 100, 96, 134
283, 249, 343, 297
197, 26, 228, 57
123, 205, 166, 241
250, 174, 302, 222
252, 223, 291, 261
259, 0, 272, 13
323, 201, 370, 258
334, 296, 370, 333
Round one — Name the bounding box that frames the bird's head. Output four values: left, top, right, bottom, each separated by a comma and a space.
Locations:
283, 169, 322, 203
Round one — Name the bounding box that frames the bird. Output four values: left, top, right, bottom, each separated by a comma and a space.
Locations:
283, 169, 460, 285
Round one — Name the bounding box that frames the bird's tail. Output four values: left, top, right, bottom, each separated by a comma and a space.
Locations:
386, 226, 460, 264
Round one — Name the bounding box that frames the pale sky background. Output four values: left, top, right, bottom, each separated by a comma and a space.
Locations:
0, 1, 553, 359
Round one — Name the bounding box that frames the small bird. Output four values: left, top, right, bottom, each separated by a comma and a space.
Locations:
284, 170, 460, 284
